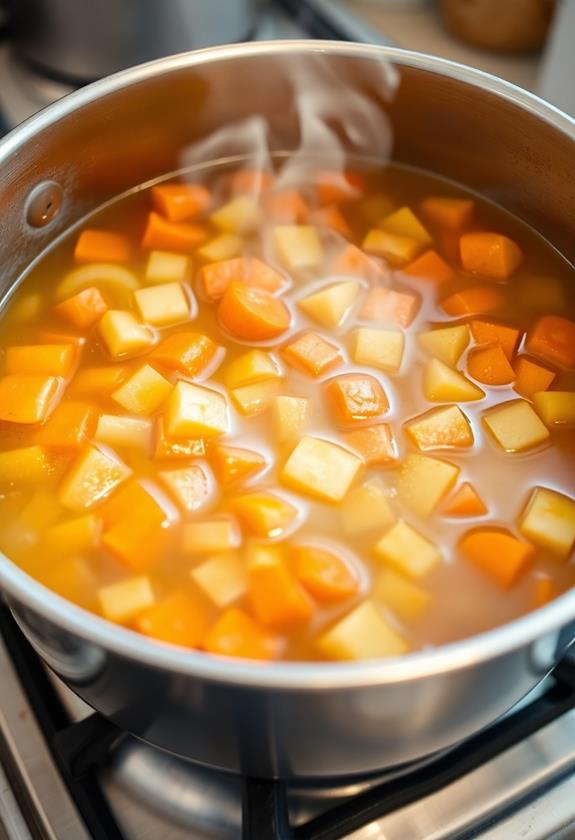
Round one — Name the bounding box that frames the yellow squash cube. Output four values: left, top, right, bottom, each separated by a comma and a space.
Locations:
281, 436, 362, 503
374, 519, 441, 578
316, 600, 408, 660
231, 380, 280, 416
5, 343, 77, 377
145, 250, 191, 284
417, 325, 470, 367
98, 576, 155, 623
99, 310, 154, 358
380, 206, 432, 244
158, 465, 209, 514
45, 515, 101, 555
298, 281, 359, 329
210, 195, 262, 235
362, 229, 422, 267
58, 445, 131, 511
533, 392, 575, 427
273, 395, 308, 443
112, 364, 173, 416
231, 491, 299, 539
95, 414, 153, 449
519, 487, 575, 559
396, 453, 459, 518
340, 478, 395, 536
196, 233, 243, 263
134, 282, 190, 327
483, 399, 550, 453
374, 567, 430, 621
191, 551, 247, 607
352, 327, 405, 374
405, 405, 474, 450
166, 381, 229, 437
0, 446, 53, 486
273, 225, 323, 271
182, 517, 241, 555
423, 358, 485, 402
225, 350, 281, 389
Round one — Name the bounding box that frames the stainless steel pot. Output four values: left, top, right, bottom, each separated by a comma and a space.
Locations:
0, 42, 574, 780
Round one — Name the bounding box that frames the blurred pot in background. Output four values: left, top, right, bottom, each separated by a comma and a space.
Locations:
440, 0, 556, 53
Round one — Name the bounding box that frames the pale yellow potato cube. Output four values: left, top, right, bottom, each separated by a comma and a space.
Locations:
396, 453, 459, 518
112, 364, 173, 415
273, 225, 323, 272
533, 392, 575, 427
483, 399, 550, 453
405, 405, 474, 451
98, 576, 155, 623
316, 600, 408, 660
191, 551, 247, 607
158, 465, 209, 514
231, 380, 280, 416
352, 327, 405, 374
95, 414, 152, 449
423, 358, 484, 402
380, 206, 432, 244
182, 517, 241, 555
145, 250, 191, 284
374, 567, 430, 621
58, 445, 131, 512
210, 195, 262, 235
99, 310, 154, 359
298, 281, 359, 329
134, 282, 190, 327
0, 446, 53, 486
341, 479, 395, 536
519, 487, 575, 559
273, 395, 308, 443
225, 350, 281, 389
196, 233, 243, 262
362, 229, 421, 266
281, 436, 362, 503
166, 381, 229, 437
417, 325, 470, 367
374, 519, 441, 578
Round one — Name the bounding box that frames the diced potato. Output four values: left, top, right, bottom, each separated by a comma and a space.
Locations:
112, 364, 173, 415
225, 350, 281, 389
533, 392, 575, 427
134, 282, 190, 327
281, 332, 342, 377
0, 446, 53, 486
58, 445, 131, 511
273, 225, 323, 271
380, 206, 432, 244
519, 487, 575, 559
281, 436, 362, 503
423, 358, 485, 402
230, 380, 280, 416
45, 515, 101, 555
374, 567, 430, 621
483, 399, 550, 453
158, 465, 209, 514
396, 453, 459, 518
341, 479, 395, 536
374, 519, 441, 578
5, 343, 77, 377
298, 281, 359, 328
417, 325, 470, 367
98, 310, 154, 358
145, 250, 191, 284
166, 381, 229, 437
210, 195, 262, 235
0, 374, 63, 424
182, 517, 241, 555
362, 229, 422, 267
191, 551, 247, 607
98, 576, 155, 623
351, 327, 405, 373
273, 395, 308, 443
342, 423, 397, 466
95, 414, 152, 449
316, 600, 408, 660
405, 405, 474, 450
196, 234, 243, 263
231, 491, 298, 538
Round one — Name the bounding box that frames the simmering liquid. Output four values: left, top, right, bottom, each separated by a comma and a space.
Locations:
0, 160, 574, 662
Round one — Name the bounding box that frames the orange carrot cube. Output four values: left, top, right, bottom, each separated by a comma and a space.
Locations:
74, 229, 132, 264
460, 232, 523, 280
525, 315, 575, 370
403, 249, 454, 284
151, 332, 219, 377
141, 212, 208, 252
70, 365, 131, 398
342, 423, 397, 465
531, 573, 557, 609
210, 445, 267, 486
203, 607, 281, 661
332, 243, 385, 280
442, 482, 487, 517
293, 545, 359, 602
247, 544, 314, 628
310, 204, 352, 237
54, 287, 108, 329
459, 529, 534, 588
218, 280, 291, 341
5, 343, 77, 377
35, 401, 97, 449
281, 331, 342, 376
360, 287, 420, 327
198, 256, 285, 302
101, 480, 172, 571
467, 343, 516, 385
513, 357, 556, 398
231, 169, 274, 194
135, 589, 210, 646
231, 492, 298, 539
441, 285, 505, 317
469, 320, 520, 360
313, 169, 365, 205
153, 416, 207, 461
326, 373, 389, 427
0, 445, 53, 486
45, 514, 101, 555
263, 189, 310, 223
0, 374, 63, 424
151, 184, 211, 222
158, 465, 209, 514
419, 196, 474, 231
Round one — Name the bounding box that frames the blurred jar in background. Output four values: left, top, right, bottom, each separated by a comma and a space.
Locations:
440, 0, 556, 53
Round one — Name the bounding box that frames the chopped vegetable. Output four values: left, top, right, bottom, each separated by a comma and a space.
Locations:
0, 445, 53, 485
151, 332, 218, 377
225, 350, 281, 390
196, 233, 243, 263
469, 320, 520, 361
151, 184, 211, 222
298, 281, 359, 329
218, 281, 291, 341
316, 600, 408, 660
417, 325, 470, 367
513, 358, 556, 399
396, 453, 459, 518
247, 543, 314, 628
145, 250, 191, 285
374, 567, 430, 620
403, 249, 454, 284
442, 482, 487, 517
263, 189, 310, 223
374, 519, 441, 578
342, 423, 397, 466
210, 445, 267, 486
211, 195, 262, 235
230, 380, 280, 416
197, 255, 284, 301
135, 589, 209, 646
5, 344, 77, 377
95, 414, 152, 449
460, 232, 523, 280
525, 315, 575, 370
36, 401, 97, 449
405, 405, 474, 450
273, 225, 323, 272
419, 196, 474, 230
423, 358, 485, 402
98, 576, 155, 622
459, 530, 534, 588
362, 229, 422, 267
165, 381, 229, 437
340, 479, 395, 536
134, 282, 190, 327
54, 287, 108, 328
112, 364, 173, 415
293, 545, 359, 602
203, 607, 281, 660
158, 465, 209, 514
273, 395, 308, 443
98, 310, 154, 358
182, 517, 240, 555
141, 212, 208, 252
379, 207, 431, 244
281, 435, 362, 502
0, 374, 63, 424
326, 373, 389, 427
281, 331, 341, 376
351, 327, 404, 373
231, 491, 298, 538
519, 487, 575, 559
191, 552, 246, 608
483, 399, 550, 452
332, 243, 384, 279
45, 515, 100, 555
74, 230, 132, 264
58, 445, 130, 511
533, 391, 575, 426
467, 343, 516, 386
360, 288, 419, 327
153, 417, 207, 461
441, 285, 505, 317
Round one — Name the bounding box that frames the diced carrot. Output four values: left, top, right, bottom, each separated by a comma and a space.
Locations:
460, 232, 523, 280
531, 573, 557, 609
247, 544, 314, 628
71, 366, 131, 398
443, 482, 487, 517
218, 280, 291, 341
332, 244, 384, 280
141, 212, 208, 252
326, 373, 389, 427
151, 184, 211, 222
513, 356, 556, 398
310, 205, 352, 237
419, 197, 474, 231
437, 232, 461, 265
293, 545, 359, 602
36, 331, 86, 349
263, 189, 310, 223
101, 480, 172, 571
441, 285, 505, 317
403, 249, 454, 285
469, 320, 520, 360
153, 416, 207, 461
281, 331, 342, 376
231, 492, 298, 539
45, 514, 101, 555
467, 344, 516, 385
158, 466, 209, 514
231, 169, 274, 194
0, 445, 53, 486
135, 589, 210, 646
151, 332, 218, 376
54, 287, 108, 329
5, 344, 77, 377
198, 256, 285, 301
525, 315, 575, 370
35, 401, 96, 449
360, 287, 420, 327
459, 529, 534, 588
313, 170, 366, 204
203, 607, 281, 660
0, 374, 63, 424
341, 423, 397, 465
210, 445, 267, 486
74, 230, 132, 264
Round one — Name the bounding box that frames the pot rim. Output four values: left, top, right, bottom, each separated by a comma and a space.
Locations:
1, 40, 574, 690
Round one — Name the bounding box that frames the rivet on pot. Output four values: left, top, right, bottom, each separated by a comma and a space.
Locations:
25, 181, 63, 228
